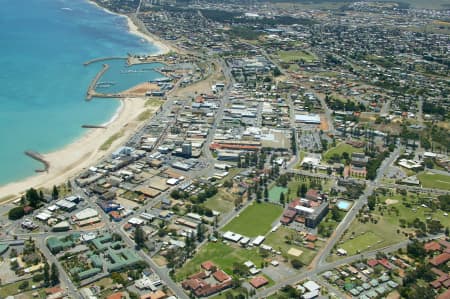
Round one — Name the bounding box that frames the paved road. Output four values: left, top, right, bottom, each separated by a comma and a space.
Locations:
255, 234, 442, 298
36, 236, 81, 298
117, 225, 190, 299
254, 147, 404, 297
424, 167, 450, 176
201, 58, 233, 162
317, 93, 335, 134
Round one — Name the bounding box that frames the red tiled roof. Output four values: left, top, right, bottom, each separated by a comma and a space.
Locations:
443, 279, 450, 288
393, 259, 407, 269
431, 267, 447, 277
431, 253, 450, 266
367, 259, 378, 268
182, 278, 204, 290
189, 271, 208, 280
280, 217, 292, 225
439, 289, 450, 299
288, 199, 300, 210
209, 143, 260, 151
109, 211, 121, 219
378, 258, 393, 270
431, 280, 442, 289
213, 270, 230, 283
45, 287, 63, 295
306, 234, 318, 242
306, 242, 315, 249
107, 292, 124, 299
201, 261, 216, 271
295, 216, 305, 223
439, 239, 450, 249
306, 189, 320, 200
140, 290, 166, 299
195, 280, 232, 297
425, 241, 442, 252
250, 276, 269, 288
283, 210, 297, 219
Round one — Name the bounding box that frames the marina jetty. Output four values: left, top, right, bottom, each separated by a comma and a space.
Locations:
86, 64, 110, 101
83, 56, 125, 66
81, 125, 107, 129
25, 151, 49, 173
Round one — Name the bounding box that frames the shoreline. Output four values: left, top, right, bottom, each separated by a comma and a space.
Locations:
87, 0, 174, 56
0, 97, 159, 200
0, 1, 171, 201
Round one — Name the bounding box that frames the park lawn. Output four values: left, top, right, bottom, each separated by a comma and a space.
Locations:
222, 202, 283, 237
268, 186, 288, 202
204, 191, 235, 214
378, 192, 450, 228
276, 50, 316, 63
0, 279, 35, 297
323, 142, 361, 161
417, 172, 450, 190
335, 216, 407, 260
264, 227, 323, 265
334, 190, 450, 259
288, 64, 300, 72
175, 242, 263, 281
286, 177, 334, 199
211, 288, 249, 299
265, 226, 302, 254
340, 231, 382, 256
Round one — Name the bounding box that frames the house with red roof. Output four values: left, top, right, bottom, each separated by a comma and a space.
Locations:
431, 253, 450, 267
250, 276, 269, 288
107, 292, 125, 299
201, 261, 216, 271
306, 234, 318, 242
213, 270, 231, 283
425, 241, 442, 252
378, 258, 393, 270
431, 280, 442, 289
439, 239, 450, 248
367, 259, 378, 268
182, 265, 232, 297
438, 289, 450, 299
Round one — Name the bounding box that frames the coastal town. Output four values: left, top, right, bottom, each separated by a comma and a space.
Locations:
0, 0, 449, 299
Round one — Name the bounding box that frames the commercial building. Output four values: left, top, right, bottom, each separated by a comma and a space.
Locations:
295, 114, 321, 124
182, 142, 192, 158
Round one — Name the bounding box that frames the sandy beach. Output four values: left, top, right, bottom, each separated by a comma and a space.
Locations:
126, 16, 173, 55
0, 1, 174, 202
0, 97, 160, 200
88, 0, 176, 55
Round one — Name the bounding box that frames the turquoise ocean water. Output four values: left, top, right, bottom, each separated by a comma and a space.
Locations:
0, 0, 161, 185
